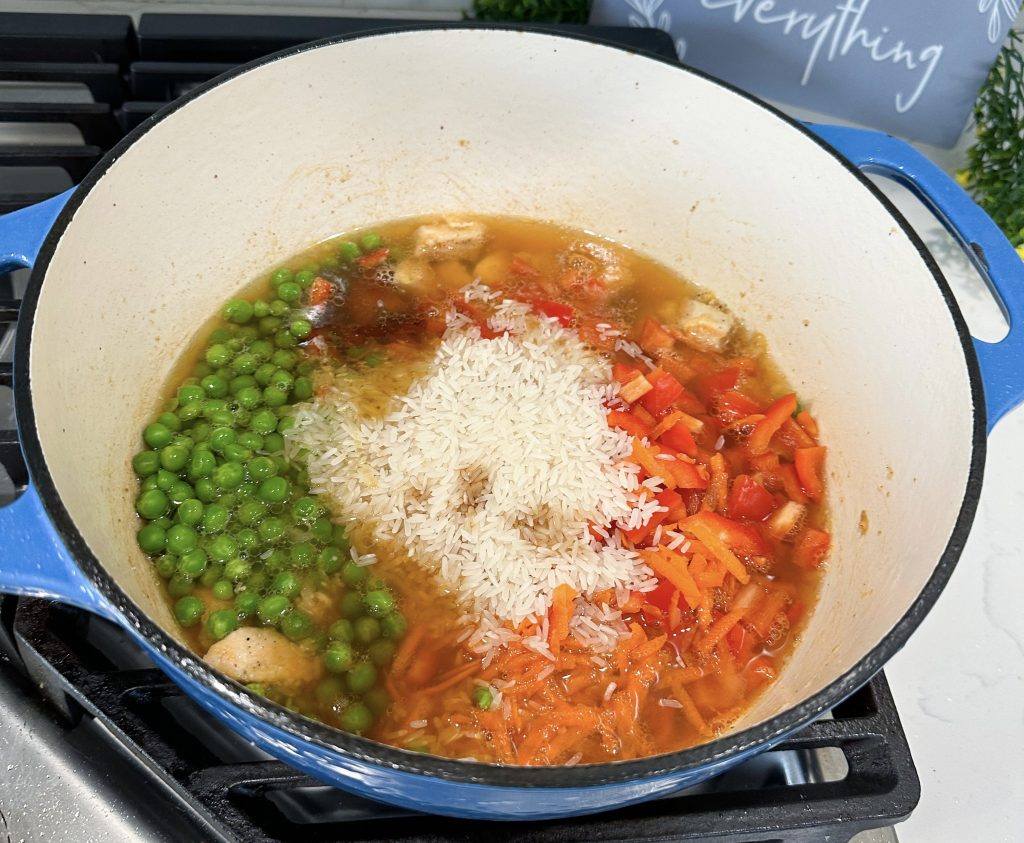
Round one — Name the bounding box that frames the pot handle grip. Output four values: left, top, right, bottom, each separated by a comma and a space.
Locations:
0, 191, 116, 619
808, 123, 1024, 432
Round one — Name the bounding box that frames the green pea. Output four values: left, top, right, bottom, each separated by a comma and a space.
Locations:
199, 375, 227, 399
258, 476, 289, 503
317, 546, 344, 574
259, 433, 282, 454
208, 534, 239, 563
354, 617, 381, 645
363, 689, 390, 719
222, 443, 252, 464
157, 412, 182, 433
167, 481, 194, 506
329, 619, 354, 642
368, 639, 396, 667
257, 594, 290, 624
289, 542, 315, 569
167, 573, 194, 598
315, 676, 345, 706
178, 384, 205, 404
235, 591, 260, 617
140, 476, 160, 492
190, 423, 213, 444
269, 369, 293, 393
308, 518, 332, 545
178, 549, 208, 578
472, 686, 493, 710
381, 611, 408, 640
211, 579, 234, 601
231, 353, 258, 376
288, 269, 312, 289
360, 233, 382, 251
251, 300, 269, 319
176, 401, 203, 423
339, 592, 363, 619
271, 267, 293, 287
339, 702, 373, 734
286, 319, 310, 339
201, 503, 230, 534
230, 407, 252, 428
331, 525, 350, 551
174, 595, 205, 627
214, 462, 245, 490
188, 450, 215, 480
166, 524, 199, 556
194, 478, 218, 503
224, 299, 254, 324
340, 561, 368, 588
229, 374, 255, 393
234, 386, 261, 410
292, 377, 313, 401
281, 609, 313, 641
261, 385, 287, 407
208, 427, 235, 453
269, 349, 294, 370
337, 240, 359, 262
136, 489, 170, 520
248, 339, 273, 361
233, 528, 259, 554
276, 281, 301, 303
246, 456, 276, 481
154, 555, 178, 579
207, 609, 239, 641
345, 345, 366, 361
137, 524, 166, 554
251, 409, 278, 435
272, 571, 301, 598
192, 361, 213, 379
199, 562, 223, 588
132, 451, 160, 477
265, 548, 289, 570
143, 422, 173, 450
157, 444, 188, 473
268, 299, 289, 318
323, 642, 354, 674
205, 344, 232, 368
223, 557, 251, 582
236, 500, 267, 527
258, 517, 288, 544
364, 590, 395, 617
176, 499, 202, 527
345, 662, 377, 695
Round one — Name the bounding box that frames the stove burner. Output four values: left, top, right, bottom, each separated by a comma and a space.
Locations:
0, 10, 918, 842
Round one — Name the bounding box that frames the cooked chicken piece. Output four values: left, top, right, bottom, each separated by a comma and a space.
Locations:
434, 259, 474, 290
295, 588, 334, 626
413, 219, 487, 261
473, 250, 511, 286
677, 299, 735, 353
393, 257, 434, 291
569, 242, 634, 289
204, 627, 323, 690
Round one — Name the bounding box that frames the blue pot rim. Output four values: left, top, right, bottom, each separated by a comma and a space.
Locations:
12, 23, 986, 789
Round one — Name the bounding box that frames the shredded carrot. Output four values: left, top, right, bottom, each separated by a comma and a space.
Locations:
748, 590, 790, 639
674, 686, 710, 735
642, 547, 701, 608
650, 410, 685, 440
634, 633, 668, 660
683, 517, 751, 584
548, 584, 577, 655
417, 661, 479, 696
392, 624, 426, 676
701, 452, 729, 513
696, 607, 748, 659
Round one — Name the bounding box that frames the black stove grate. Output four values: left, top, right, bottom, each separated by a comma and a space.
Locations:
0, 11, 919, 843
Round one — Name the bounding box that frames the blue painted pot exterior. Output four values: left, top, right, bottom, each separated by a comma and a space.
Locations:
0, 32, 1020, 820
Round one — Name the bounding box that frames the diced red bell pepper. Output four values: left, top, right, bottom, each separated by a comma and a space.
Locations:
613, 363, 642, 384
727, 474, 776, 521
795, 410, 819, 439
622, 488, 683, 544
308, 276, 334, 306
714, 390, 762, 421
794, 446, 827, 503
681, 489, 705, 516
645, 578, 678, 612
692, 367, 739, 403
667, 458, 709, 490
726, 623, 747, 659
777, 463, 810, 504
792, 527, 830, 569
357, 247, 390, 268
637, 317, 675, 353
639, 369, 685, 415
786, 600, 805, 625
509, 255, 540, 277
578, 317, 618, 351
685, 510, 768, 555
747, 393, 798, 455
607, 410, 653, 438
531, 299, 575, 327
659, 421, 697, 457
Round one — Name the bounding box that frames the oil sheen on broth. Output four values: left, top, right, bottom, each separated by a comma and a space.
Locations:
130, 216, 831, 765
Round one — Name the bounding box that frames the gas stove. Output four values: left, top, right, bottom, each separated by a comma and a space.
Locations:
0, 11, 917, 842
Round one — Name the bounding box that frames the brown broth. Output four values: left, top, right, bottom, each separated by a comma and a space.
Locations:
138, 215, 826, 765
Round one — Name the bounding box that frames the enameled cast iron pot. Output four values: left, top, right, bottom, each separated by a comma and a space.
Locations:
1, 27, 1023, 820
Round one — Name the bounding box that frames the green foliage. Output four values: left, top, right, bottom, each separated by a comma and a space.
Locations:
471, 0, 589, 24
962, 31, 1024, 250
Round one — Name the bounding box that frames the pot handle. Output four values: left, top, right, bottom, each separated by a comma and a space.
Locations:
808, 123, 1024, 432
0, 191, 117, 619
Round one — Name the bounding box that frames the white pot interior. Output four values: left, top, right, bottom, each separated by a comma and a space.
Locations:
27, 29, 975, 740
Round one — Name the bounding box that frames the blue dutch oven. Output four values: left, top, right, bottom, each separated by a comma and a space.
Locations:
0, 27, 1022, 819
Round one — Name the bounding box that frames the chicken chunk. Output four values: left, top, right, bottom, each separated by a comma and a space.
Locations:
413, 219, 487, 261
204, 627, 323, 690
677, 299, 735, 353
392, 257, 434, 291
